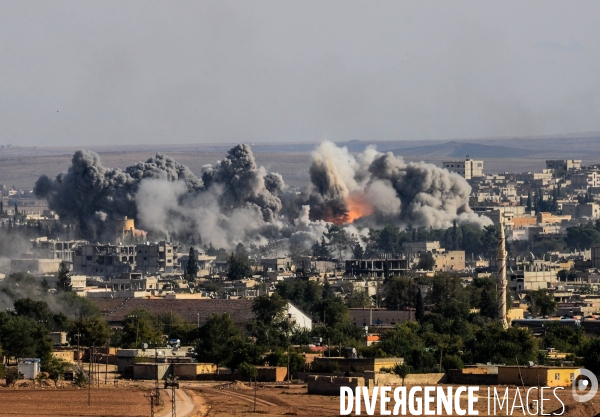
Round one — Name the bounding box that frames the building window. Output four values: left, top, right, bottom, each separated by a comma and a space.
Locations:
570, 373, 575, 381
555, 373, 560, 381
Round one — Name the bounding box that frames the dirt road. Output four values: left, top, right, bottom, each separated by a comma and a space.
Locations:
158, 388, 196, 417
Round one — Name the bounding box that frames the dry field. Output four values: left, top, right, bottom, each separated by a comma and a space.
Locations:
192, 382, 600, 417
0, 387, 151, 416
2, 382, 600, 417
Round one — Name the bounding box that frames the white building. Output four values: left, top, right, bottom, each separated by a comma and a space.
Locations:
18, 358, 40, 380
286, 302, 312, 331
442, 157, 483, 180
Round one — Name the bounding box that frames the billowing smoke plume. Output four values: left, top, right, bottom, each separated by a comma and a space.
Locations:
300, 142, 491, 229
34, 142, 490, 248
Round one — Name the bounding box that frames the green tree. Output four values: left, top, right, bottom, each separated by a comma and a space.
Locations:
238, 361, 258, 383
442, 354, 464, 371
55, 261, 72, 292
345, 286, 372, 308
195, 313, 243, 368
478, 287, 498, 319
472, 324, 538, 364
318, 296, 350, 327
416, 253, 435, 270
382, 276, 414, 310
264, 348, 306, 373
526, 290, 557, 317
275, 279, 323, 318
121, 309, 162, 348
69, 316, 111, 347
392, 363, 410, 386
43, 357, 69, 387
185, 246, 199, 280
311, 236, 330, 258
40, 278, 50, 293
415, 288, 425, 323
566, 223, 600, 250
325, 224, 354, 259
252, 293, 288, 325
226, 252, 253, 280
579, 337, 600, 374
542, 324, 586, 354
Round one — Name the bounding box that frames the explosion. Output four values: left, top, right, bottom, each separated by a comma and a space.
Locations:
34, 141, 491, 249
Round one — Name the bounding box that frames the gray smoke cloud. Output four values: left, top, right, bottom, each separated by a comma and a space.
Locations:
34, 142, 490, 248
298, 142, 491, 229
34, 150, 202, 236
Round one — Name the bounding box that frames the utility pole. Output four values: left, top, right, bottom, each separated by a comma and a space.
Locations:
96, 346, 100, 389
155, 346, 160, 406
88, 345, 93, 407
145, 392, 157, 417
105, 338, 109, 385
171, 381, 176, 417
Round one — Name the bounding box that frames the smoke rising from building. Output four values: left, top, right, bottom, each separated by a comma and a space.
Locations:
34, 142, 490, 249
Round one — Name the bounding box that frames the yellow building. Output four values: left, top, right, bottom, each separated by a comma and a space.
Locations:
115, 216, 135, 239
498, 366, 579, 387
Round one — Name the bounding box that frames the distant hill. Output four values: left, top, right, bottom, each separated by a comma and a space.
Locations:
389, 141, 537, 159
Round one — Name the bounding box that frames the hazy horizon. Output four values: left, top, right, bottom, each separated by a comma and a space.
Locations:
2, 1, 600, 147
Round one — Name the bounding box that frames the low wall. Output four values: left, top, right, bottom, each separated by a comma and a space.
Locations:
374, 372, 446, 386
447, 370, 498, 385
307, 375, 367, 396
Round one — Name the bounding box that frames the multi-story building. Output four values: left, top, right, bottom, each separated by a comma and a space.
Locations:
32, 238, 88, 266
546, 159, 582, 172
73, 244, 136, 276
571, 171, 600, 189
73, 241, 176, 276
442, 157, 483, 180
345, 258, 410, 278
135, 241, 176, 274
561, 203, 600, 220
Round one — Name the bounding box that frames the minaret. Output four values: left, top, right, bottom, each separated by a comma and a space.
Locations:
497, 223, 508, 328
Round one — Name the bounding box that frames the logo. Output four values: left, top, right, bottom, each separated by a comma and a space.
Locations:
572, 369, 598, 403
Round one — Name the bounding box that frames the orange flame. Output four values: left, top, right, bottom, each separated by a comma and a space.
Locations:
345, 193, 374, 224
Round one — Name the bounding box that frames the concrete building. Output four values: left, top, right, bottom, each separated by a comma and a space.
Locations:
497, 365, 579, 387
312, 357, 403, 373
74, 244, 136, 276
261, 257, 293, 272
442, 158, 483, 180
345, 259, 409, 278
561, 203, 600, 219
135, 241, 176, 274
433, 251, 466, 271
32, 238, 87, 266
546, 160, 582, 172
592, 245, 600, 269
10, 259, 62, 274
110, 272, 158, 292
36, 274, 86, 290
402, 241, 441, 254
73, 241, 176, 276
572, 171, 600, 189
509, 263, 560, 291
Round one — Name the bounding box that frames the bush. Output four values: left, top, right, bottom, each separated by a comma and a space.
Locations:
442, 354, 464, 371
